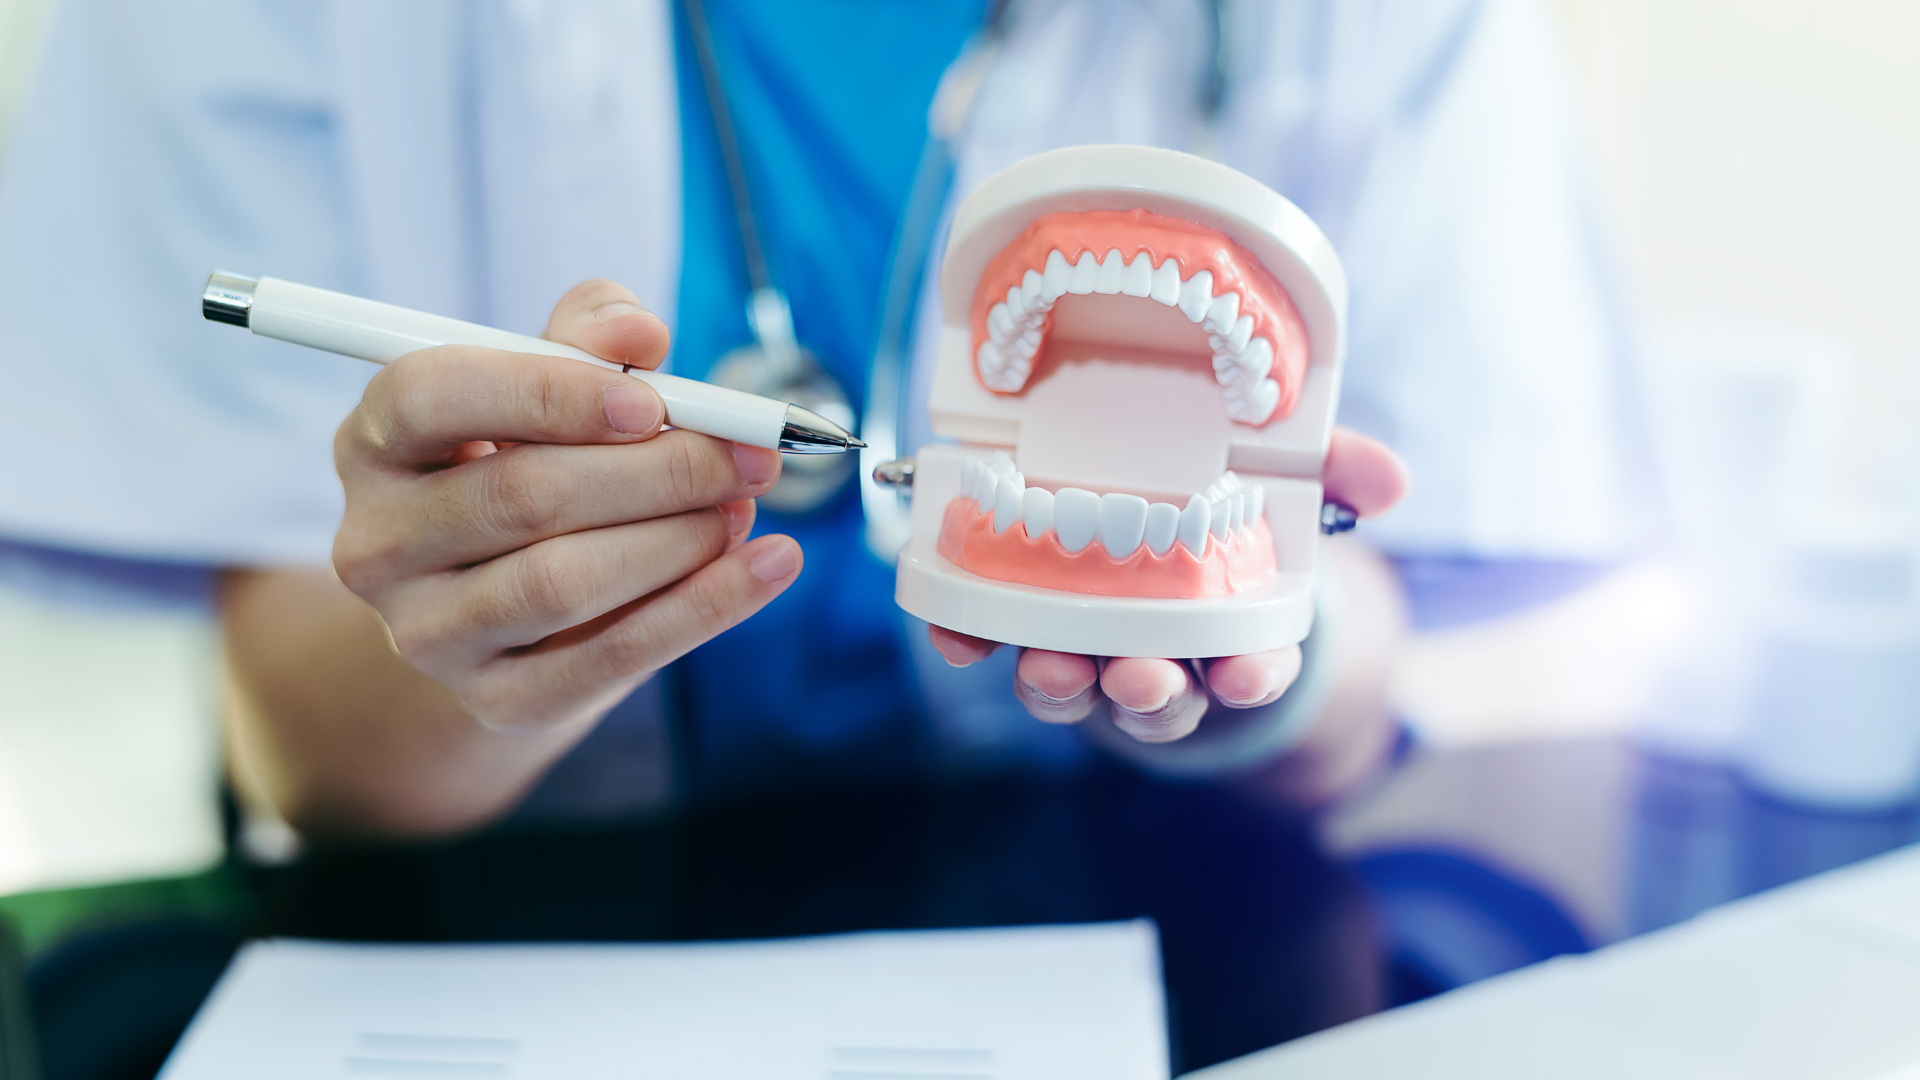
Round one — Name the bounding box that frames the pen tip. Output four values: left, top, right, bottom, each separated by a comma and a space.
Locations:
848, 437, 869, 449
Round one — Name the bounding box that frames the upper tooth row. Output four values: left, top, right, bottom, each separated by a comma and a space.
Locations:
976, 247, 1285, 423
960, 453, 1265, 559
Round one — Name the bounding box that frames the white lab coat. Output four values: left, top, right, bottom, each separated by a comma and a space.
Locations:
0, 0, 1652, 566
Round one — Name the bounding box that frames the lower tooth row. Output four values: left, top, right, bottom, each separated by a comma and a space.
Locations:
959, 455, 1264, 559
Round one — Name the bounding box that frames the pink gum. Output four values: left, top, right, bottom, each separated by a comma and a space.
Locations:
968, 208, 1310, 421
937, 497, 1280, 600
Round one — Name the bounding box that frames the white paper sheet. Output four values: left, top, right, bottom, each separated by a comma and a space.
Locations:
158, 920, 1167, 1080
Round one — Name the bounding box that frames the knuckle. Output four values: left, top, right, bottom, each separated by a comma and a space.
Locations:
507, 552, 593, 627
373, 355, 437, 448
694, 509, 731, 558
681, 571, 735, 630
474, 455, 563, 539
331, 525, 402, 599
661, 436, 720, 507
380, 609, 442, 667
526, 365, 563, 430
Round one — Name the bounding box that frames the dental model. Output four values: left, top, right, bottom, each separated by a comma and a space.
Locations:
894, 145, 1347, 659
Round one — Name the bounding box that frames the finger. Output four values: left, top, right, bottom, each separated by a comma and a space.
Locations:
542, 279, 672, 372
345, 349, 667, 467
1324, 428, 1411, 517
1102, 658, 1208, 743
530, 533, 801, 677
719, 499, 756, 551
1203, 646, 1304, 709
1014, 649, 1102, 723
460, 534, 803, 729
406, 431, 779, 567
402, 506, 747, 664
929, 626, 998, 667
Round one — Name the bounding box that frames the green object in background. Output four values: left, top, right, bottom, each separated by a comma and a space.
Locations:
0, 867, 249, 959
0, 912, 40, 1080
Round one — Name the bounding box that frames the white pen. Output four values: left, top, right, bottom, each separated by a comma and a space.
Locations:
201, 272, 864, 454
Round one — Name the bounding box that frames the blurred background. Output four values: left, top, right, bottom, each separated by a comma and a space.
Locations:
0, 0, 1917, 1047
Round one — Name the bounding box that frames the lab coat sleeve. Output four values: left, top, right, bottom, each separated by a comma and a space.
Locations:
1232, 0, 1657, 560
0, 0, 373, 565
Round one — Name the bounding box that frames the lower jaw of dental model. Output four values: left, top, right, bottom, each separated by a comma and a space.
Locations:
971, 208, 1310, 426
937, 453, 1278, 600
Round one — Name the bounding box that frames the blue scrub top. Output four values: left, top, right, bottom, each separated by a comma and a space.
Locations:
668, 0, 988, 801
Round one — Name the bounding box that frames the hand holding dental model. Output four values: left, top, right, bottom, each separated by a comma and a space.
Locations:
897, 146, 1407, 744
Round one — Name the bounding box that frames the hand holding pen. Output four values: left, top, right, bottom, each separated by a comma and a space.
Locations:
286, 279, 806, 735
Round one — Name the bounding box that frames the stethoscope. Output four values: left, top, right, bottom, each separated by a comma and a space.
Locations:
679, 0, 862, 514
680, 0, 1367, 544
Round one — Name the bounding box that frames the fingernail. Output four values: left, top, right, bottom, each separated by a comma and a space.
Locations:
749, 540, 800, 584
592, 300, 647, 322
720, 500, 754, 539
603, 383, 662, 434
1024, 683, 1083, 706
733, 444, 781, 486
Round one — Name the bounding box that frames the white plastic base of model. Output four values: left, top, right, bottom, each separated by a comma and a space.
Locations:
896, 445, 1321, 657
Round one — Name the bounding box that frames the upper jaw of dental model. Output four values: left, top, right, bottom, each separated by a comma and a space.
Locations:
970, 208, 1309, 426
961, 452, 1265, 560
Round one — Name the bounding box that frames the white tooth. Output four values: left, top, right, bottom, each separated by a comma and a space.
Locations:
977, 341, 1005, 374
975, 468, 996, 513
1067, 250, 1098, 294
1042, 250, 1072, 301
1121, 253, 1154, 297
1212, 351, 1239, 379
1053, 488, 1101, 553
1021, 269, 1045, 310
1250, 378, 1281, 422
1016, 328, 1042, 357
1220, 471, 1242, 491
1203, 291, 1241, 334
989, 451, 1015, 477
1229, 493, 1246, 535
1005, 285, 1025, 318
1222, 387, 1264, 423
1021, 487, 1054, 540
1177, 496, 1211, 556
1094, 249, 1125, 294
1143, 502, 1179, 556
1178, 270, 1214, 323
1098, 493, 1149, 557
994, 476, 1024, 533
1246, 484, 1265, 529
1150, 260, 1183, 306
962, 458, 980, 502
1227, 314, 1254, 351
1237, 336, 1274, 380
988, 302, 1015, 344
1203, 479, 1226, 502
1210, 496, 1232, 541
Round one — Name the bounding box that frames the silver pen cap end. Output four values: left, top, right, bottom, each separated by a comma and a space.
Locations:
202, 271, 260, 327
778, 404, 862, 454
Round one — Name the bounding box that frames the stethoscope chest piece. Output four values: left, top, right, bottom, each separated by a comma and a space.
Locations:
707, 289, 857, 513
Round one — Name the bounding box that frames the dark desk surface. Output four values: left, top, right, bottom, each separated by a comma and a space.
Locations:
20, 736, 1920, 1080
